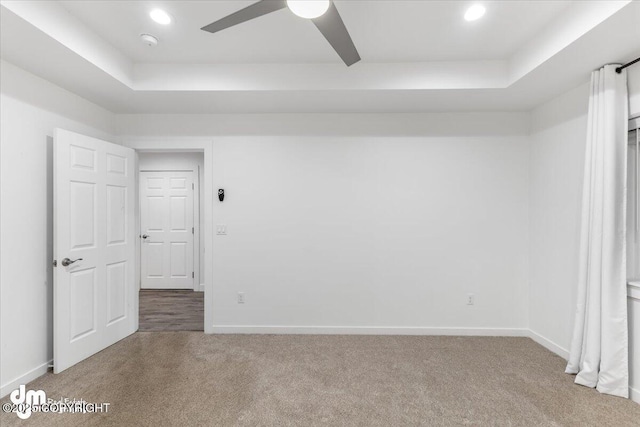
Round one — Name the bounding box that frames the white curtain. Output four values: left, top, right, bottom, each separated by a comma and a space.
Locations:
566, 65, 629, 398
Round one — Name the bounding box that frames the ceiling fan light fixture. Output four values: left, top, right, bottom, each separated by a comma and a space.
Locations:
464, 4, 486, 22
287, 0, 330, 19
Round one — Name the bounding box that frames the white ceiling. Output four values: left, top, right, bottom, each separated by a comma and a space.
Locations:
58, 0, 572, 64
1, 0, 639, 114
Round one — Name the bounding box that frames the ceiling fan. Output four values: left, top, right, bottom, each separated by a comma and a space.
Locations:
200, 0, 361, 66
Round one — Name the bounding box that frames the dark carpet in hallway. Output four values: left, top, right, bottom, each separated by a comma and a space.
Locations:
138, 290, 203, 331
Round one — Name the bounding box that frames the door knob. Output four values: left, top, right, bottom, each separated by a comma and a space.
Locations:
61, 257, 83, 267
142, 234, 149, 239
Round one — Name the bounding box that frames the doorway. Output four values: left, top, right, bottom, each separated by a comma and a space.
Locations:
137, 152, 204, 331
53, 132, 213, 374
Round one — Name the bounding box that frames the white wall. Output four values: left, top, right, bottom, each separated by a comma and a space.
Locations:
529, 68, 640, 401
0, 61, 116, 397
138, 152, 205, 289
528, 82, 590, 356
115, 112, 530, 138
210, 136, 529, 332
120, 113, 531, 334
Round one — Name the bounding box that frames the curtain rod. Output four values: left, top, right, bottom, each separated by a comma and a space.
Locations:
616, 57, 640, 74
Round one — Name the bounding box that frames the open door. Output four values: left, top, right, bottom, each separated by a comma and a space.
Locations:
53, 129, 136, 373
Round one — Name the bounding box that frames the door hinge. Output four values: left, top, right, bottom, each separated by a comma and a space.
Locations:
192, 272, 194, 278
192, 183, 194, 190
192, 227, 194, 234
52, 260, 57, 267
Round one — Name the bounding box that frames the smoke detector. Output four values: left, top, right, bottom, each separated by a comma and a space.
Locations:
140, 34, 158, 47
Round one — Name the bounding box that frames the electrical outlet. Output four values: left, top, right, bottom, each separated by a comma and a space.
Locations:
237, 292, 245, 304
467, 294, 475, 305
216, 224, 227, 235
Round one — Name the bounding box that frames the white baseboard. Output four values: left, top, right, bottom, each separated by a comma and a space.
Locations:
528, 329, 570, 360
211, 325, 530, 336
526, 330, 640, 405
0, 360, 52, 399
197, 283, 205, 292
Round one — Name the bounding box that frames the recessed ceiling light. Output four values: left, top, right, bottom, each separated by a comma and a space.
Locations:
150, 8, 172, 25
287, 0, 330, 19
140, 34, 158, 47
464, 4, 486, 22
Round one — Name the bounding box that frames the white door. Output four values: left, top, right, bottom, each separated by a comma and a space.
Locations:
140, 171, 194, 289
53, 129, 136, 373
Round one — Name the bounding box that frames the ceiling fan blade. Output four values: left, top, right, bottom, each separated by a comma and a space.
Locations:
201, 0, 287, 34
312, 2, 360, 66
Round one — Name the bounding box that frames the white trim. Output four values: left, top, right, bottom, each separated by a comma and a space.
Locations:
193, 168, 201, 291
212, 325, 529, 336
198, 283, 205, 292
528, 329, 570, 360
526, 330, 640, 404
133, 153, 140, 329
0, 360, 52, 399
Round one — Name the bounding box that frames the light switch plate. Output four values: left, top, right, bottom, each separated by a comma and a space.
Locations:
216, 224, 227, 235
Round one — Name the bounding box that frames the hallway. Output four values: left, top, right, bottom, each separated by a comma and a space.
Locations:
139, 290, 204, 332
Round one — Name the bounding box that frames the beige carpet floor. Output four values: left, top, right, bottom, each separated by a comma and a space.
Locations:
1, 333, 639, 426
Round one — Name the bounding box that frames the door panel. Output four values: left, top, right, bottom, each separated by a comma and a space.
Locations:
140, 171, 194, 289
54, 129, 136, 373
170, 177, 187, 189
106, 261, 127, 324
70, 144, 96, 170
170, 242, 187, 277
106, 185, 127, 244
69, 182, 96, 249
106, 153, 127, 175
170, 196, 187, 230
69, 268, 96, 340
